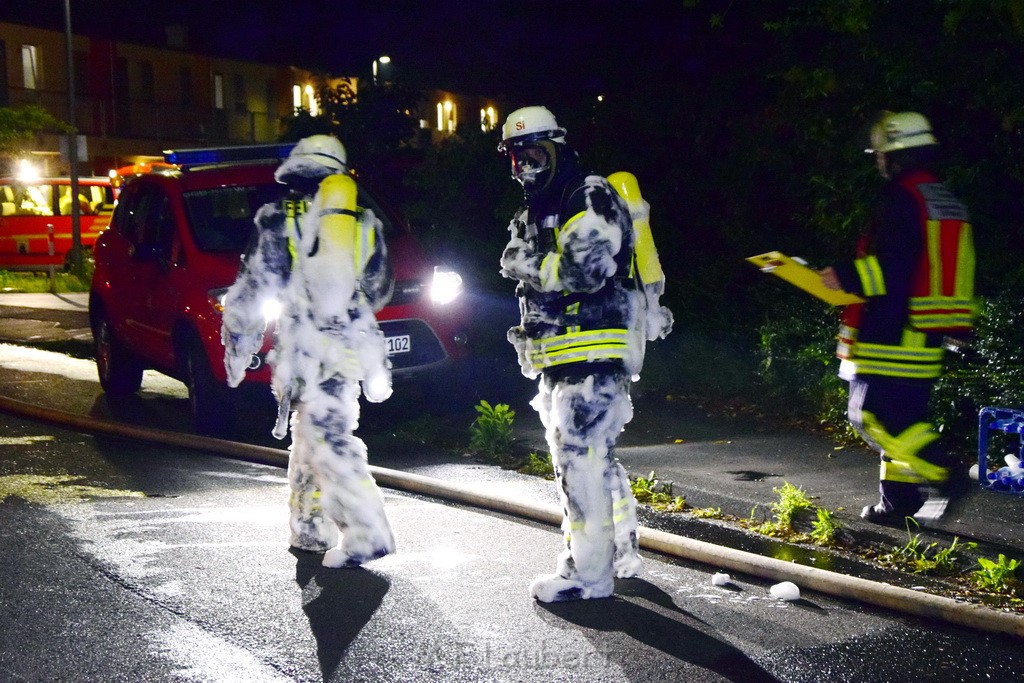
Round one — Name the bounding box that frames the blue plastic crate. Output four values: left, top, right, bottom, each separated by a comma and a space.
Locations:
977, 406, 1024, 494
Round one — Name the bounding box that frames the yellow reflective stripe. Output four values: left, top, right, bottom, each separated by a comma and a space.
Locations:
283, 199, 309, 264
909, 313, 975, 329
527, 329, 630, 368
566, 302, 581, 333
538, 210, 585, 290
286, 217, 299, 263
854, 342, 943, 363
901, 327, 925, 349
612, 496, 632, 524
848, 333, 944, 377
908, 292, 976, 329
854, 255, 886, 296
529, 345, 628, 368
926, 219, 942, 295
862, 412, 947, 482
956, 223, 975, 298
539, 252, 560, 290
562, 210, 586, 232
531, 329, 630, 348
289, 489, 323, 511
880, 458, 926, 484
909, 296, 975, 310
849, 360, 943, 379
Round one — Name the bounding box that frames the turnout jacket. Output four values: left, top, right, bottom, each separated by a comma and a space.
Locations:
501, 169, 647, 378
221, 172, 394, 436
834, 168, 975, 381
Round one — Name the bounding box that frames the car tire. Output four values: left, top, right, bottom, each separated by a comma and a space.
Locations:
182, 332, 235, 436
93, 313, 144, 396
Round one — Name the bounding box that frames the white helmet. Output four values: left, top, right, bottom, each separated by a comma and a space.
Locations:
275, 134, 347, 184
498, 106, 566, 153
289, 134, 347, 170
866, 112, 938, 154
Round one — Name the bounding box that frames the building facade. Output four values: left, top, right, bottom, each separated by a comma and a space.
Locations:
0, 20, 506, 179
0, 21, 332, 177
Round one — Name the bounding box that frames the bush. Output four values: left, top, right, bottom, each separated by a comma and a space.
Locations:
935, 287, 1024, 461
756, 293, 851, 433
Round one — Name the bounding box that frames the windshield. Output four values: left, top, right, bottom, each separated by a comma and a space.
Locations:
183, 184, 285, 252
182, 181, 400, 253
0, 181, 113, 217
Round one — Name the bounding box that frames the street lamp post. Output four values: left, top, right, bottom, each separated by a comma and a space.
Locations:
373, 55, 391, 86
63, 0, 83, 278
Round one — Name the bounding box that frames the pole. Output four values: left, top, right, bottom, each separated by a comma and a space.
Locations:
46, 223, 56, 293
63, 0, 83, 278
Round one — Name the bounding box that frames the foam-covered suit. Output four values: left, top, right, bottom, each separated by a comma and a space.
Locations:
221, 135, 396, 568
497, 107, 673, 602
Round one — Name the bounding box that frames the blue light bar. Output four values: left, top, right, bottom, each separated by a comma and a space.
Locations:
163, 143, 297, 166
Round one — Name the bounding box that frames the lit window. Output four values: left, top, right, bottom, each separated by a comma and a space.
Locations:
292, 85, 302, 113
480, 106, 497, 132
304, 85, 319, 117
437, 100, 456, 134
21, 45, 39, 90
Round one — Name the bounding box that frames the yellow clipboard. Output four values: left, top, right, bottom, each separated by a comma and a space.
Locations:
746, 251, 865, 306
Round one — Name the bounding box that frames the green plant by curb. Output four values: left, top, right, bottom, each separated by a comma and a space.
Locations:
517, 451, 554, 478
690, 506, 725, 519
809, 507, 841, 546
630, 471, 687, 512
878, 522, 976, 576
468, 400, 515, 461
749, 481, 815, 538
971, 554, 1022, 595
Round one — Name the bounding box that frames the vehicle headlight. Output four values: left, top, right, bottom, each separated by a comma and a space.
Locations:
208, 287, 229, 313
430, 266, 463, 305
261, 298, 283, 322
208, 287, 280, 324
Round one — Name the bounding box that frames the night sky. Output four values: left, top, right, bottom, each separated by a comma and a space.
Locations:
1, 0, 717, 103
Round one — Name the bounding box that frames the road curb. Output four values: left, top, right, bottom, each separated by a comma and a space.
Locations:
2, 393, 1022, 639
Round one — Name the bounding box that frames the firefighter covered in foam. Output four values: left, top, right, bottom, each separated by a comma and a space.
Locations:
221, 135, 396, 568
497, 106, 672, 602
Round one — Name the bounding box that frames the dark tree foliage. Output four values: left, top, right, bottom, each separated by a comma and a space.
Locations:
279, 79, 424, 196
696, 0, 1024, 448
402, 127, 521, 291
287, 1, 1024, 452
0, 105, 71, 165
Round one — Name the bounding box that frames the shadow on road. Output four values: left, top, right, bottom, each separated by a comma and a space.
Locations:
538, 578, 778, 682
293, 550, 391, 681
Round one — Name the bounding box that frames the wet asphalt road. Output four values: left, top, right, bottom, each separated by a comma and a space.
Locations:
2, 295, 1024, 679
4, 407, 1024, 682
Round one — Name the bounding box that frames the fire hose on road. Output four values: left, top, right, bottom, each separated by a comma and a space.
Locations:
1, 392, 1022, 639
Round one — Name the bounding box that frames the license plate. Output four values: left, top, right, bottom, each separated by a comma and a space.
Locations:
386, 334, 411, 355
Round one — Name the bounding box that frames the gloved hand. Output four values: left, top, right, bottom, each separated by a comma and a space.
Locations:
222, 328, 262, 387
500, 236, 535, 281
647, 305, 675, 341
